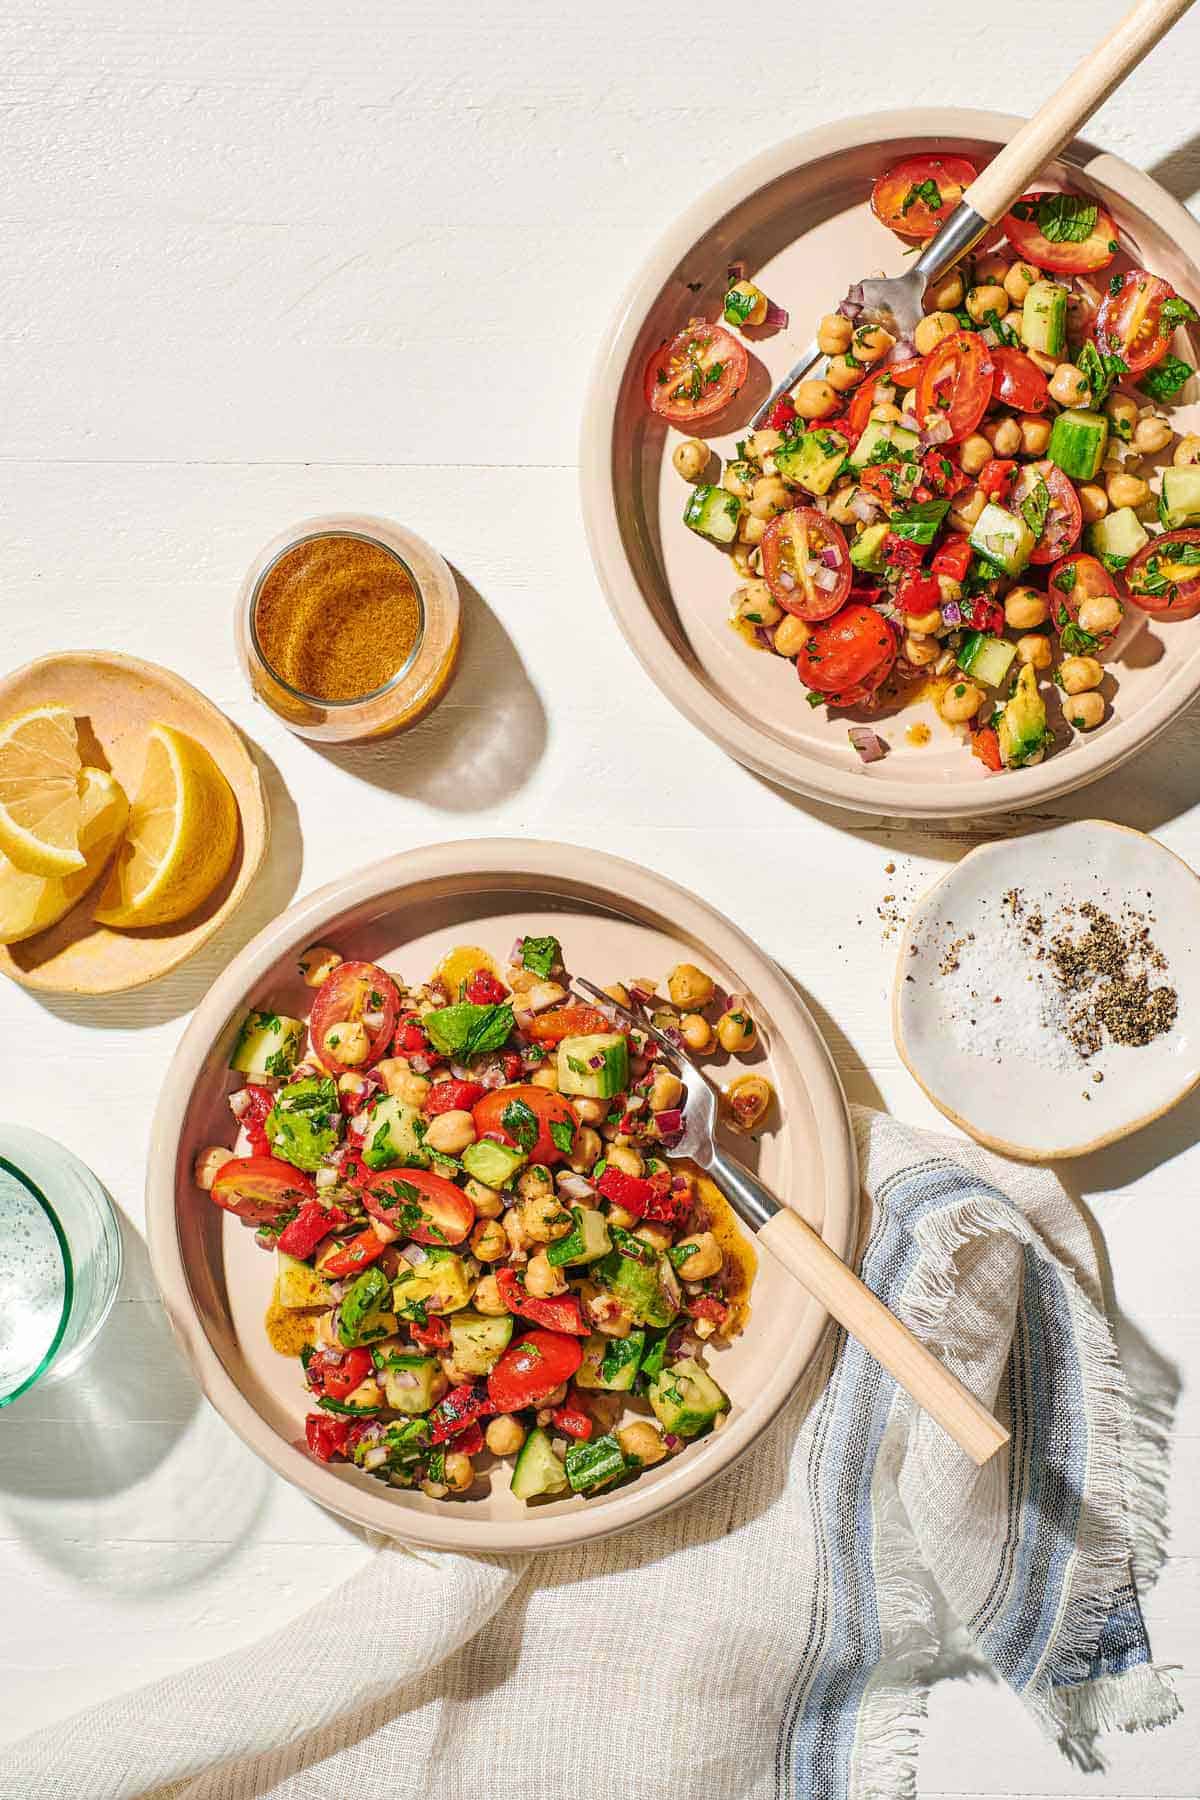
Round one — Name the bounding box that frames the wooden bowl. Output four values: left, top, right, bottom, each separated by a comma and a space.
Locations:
580, 107, 1200, 818
146, 839, 857, 1553
0, 652, 268, 994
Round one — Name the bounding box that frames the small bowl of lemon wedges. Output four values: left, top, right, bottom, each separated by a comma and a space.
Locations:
0, 653, 268, 994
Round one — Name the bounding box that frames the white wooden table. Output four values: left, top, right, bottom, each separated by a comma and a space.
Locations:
2, 1, 1199, 1790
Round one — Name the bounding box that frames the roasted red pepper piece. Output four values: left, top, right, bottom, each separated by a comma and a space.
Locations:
423, 1078, 486, 1117
687, 1292, 730, 1328
305, 1413, 353, 1462
276, 1199, 349, 1260
931, 532, 973, 580
971, 725, 1004, 772
409, 1314, 451, 1351
495, 1267, 588, 1335
922, 451, 968, 502
766, 394, 797, 430
394, 1013, 430, 1054
595, 1165, 655, 1218
239, 1084, 275, 1156
881, 532, 925, 572
639, 1169, 688, 1225
306, 1345, 374, 1401
451, 1421, 484, 1457
463, 969, 508, 1005
430, 1382, 493, 1443
960, 596, 1005, 635
897, 574, 943, 617
551, 1402, 593, 1441
979, 458, 1017, 501
319, 1227, 387, 1279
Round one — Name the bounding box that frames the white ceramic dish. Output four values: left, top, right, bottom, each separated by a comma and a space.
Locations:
146, 840, 857, 1553
894, 820, 1200, 1160
580, 107, 1200, 818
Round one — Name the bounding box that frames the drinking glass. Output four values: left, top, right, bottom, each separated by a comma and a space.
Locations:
0, 1125, 123, 1405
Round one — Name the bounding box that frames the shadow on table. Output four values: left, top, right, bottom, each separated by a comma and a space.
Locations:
311, 569, 546, 810
1148, 135, 1200, 207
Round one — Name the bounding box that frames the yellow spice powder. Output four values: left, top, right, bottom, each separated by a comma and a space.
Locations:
254, 533, 422, 702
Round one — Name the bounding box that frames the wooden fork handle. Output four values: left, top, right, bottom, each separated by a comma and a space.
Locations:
962, 0, 1196, 223
758, 1206, 1010, 1467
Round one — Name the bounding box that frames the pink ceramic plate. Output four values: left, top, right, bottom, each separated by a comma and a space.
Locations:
581, 108, 1200, 818
146, 840, 857, 1553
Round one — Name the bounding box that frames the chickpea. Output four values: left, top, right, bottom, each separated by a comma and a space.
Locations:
826, 483, 863, 524
738, 512, 766, 546
1078, 483, 1108, 524
603, 1202, 636, 1229
680, 1011, 714, 1052
746, 428, 783, 462
1049, 363, 1090, 408
672, 437, 709, 482
1066, 690, 1106, 730
525, 1249, 569, 1298
904, 633, 939, 666
1104, 392, 1138, 442
852, 322, 895, 364
1078, 594, 1123, 638
1005, 586, 1049, 630
485, 1414, 526, 1457
472, 1274, 508, 1316
965, 283, 1008, 324
1017, 633, 1052, 670
521, 1192, 573, 1243
605, 1143, 645, 1177
463, 1177, 503, 1218
939, 680, 984, 724
825, 354, 867, 392
749, 475, 790, 520
470, 1217, 507, 1262
730, 544, 757, 580
959, 434, 992, 475
516, 1163, 553, 1203
869, 402, 904, 425
568, 1126, 602, 1173
376, 1058, 431, 1108
948, 486, 986, 531
423, 1109, 476, 1155
673, 1231, 723, 1280
571, 1096, 607, 1127
773, 613, 811, 658
726, 1072, 773, 1131
731, 582, 782, 630
1133, 415, 1173, 456
193, 1145, 231, 1191
936, 575, 961, 605
726, 277, 768, 324
667, 962, 715, 1010
793, 379, 839, 420
1026, 347, 1058, 375
907, 607, 943, 636
1060, 655, 1103, 695
649, 1069, 684, 1114
1174, 434, 1200, 467
722, 460, 756, 500
1004, 260, 1040, 304
530, 1066, 560, 1091
716, 1006, 756, 1053
443, 1452, 474, 1493
1019, 416, 1051, 457
617, 1421, 667, 1467
322, 1019, 369, 1067
817, 312, 853, 355
927, 270, 964, 311
989, 417, 1023, 457
973, 252, 1011, 287
914, 310, 959, 356
298, 943, 342, 987
582, 1282, 632, 1337
1106, 471, 1150, 510
502, 1207, 531, 1257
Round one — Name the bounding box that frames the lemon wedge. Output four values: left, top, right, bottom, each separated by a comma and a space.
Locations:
0, 767, 128, 944
0, 704, 86, 877
93, 723, 238, 928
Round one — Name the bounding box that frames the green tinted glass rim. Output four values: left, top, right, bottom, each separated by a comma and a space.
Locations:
0, 1154, 73, 1407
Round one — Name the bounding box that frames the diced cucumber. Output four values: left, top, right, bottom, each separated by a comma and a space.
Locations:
998, 663, 1049, 770
361, 1095, 428, 1170
849, 522, 889, 574
392, 1247, 473, 1318
1020, 280, 1069, 357
639, 1331, 669, 1385
1047, 408, 1108, 482
266, 1075, 342, 1172
848, 418, 920, 469
1087, 506, 1150, 566
648, 1357, 730, 1438
557, 1032, 629, 1099
338, 1266, 395, 1347
460, 1138, 526, 1188
565, 1432, 629, 1494
229, 1010, 305, 1079
595, 1226, 680, 1329
957, 632, 1016, 687
774, 428, 849, 496
969, 501, 1036, 577
683, 483, 742, 545
276, 1251, 334, 1311
575, 1329, 645, 1392
545, 1206, 612, 1268
511, 1426, 569, 1501
1159, 466, 1200, 530
379, 1351, 441, 1413
448, 1310, 514, 1376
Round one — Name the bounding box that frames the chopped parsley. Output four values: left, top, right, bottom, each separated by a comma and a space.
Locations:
1139, 356, 1194, 401
900, 177, 944, 216
500, 1097, 540, 1154
549, 1118, 576, 1155
1161, 295, 1198, 326
1076, 339, 1127, 406
1052, 563, 1077, 595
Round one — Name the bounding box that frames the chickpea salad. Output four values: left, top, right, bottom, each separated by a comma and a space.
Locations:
194, 936, 769, 1504
649, 158, 1200, 772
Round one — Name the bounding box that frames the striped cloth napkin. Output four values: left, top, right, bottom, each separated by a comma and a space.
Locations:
0, 1107, 1178, 1800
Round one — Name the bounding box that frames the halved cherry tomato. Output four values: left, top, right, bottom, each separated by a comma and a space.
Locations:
971, 726, 1003, 773
797, 602, 897, 697
870, 155, 979, 241
318, 1228, 388, 1279
1124, 529, 1200, 620
1094, 271, 1180, 376
310, 961, 400, 1074
931, 533, 973, 580
645, 319, 749, 426
980, 458, 1018, 501
473, 1083, 579, 1166
495, 1268, 588, 1335
916, 332, 994, 443
922, 450, 968, 501
551, 1403, 593, 1441
276, 1199, 349, 1260
210, 1156, 315, 1227
423, 1078, 486, 1116
1048, 553, 1124, 649
897, 574, 943, 616
307, 1346, 375, 1401
487, 1329, 584, 1412
361, 1167, 476, 1245
238, 1084, 275, 1156
846, 369, 898, 438
409, 1315, 451, 1351
1012, 461, 1082, 565
526, 1003, 613, 1044
1003, 191, 1118, 275
990, 345, 1049, 412
305, 1413, 352, 1462
886, 355, 924, 389
394, 1013, 430, 1055
429, 1382, 493, 1443
464, 968, 508, 1005
762, 509, 852, 619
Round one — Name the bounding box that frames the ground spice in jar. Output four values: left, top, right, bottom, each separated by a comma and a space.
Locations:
253, 533, 422, 702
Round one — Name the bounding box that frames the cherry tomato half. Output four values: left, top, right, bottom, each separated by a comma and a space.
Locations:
210, 1155, 315, 1226
797, 602, 896, 698
1048, 553, 1123, 649
916, 332, 995, 444
472, 1084, 579, 1166
1094, 271, 1180, 376
526, 1003, 613, 1044
361, 1167, 476, 1246
645, 319, 749, 426
845, 369, 896, 438
870, 155, 979, 241
1124, 529, 1200, 620
761, 509, 852, 620
487, 1329, 585, 1412
990, 345, 1049, 413
1003, 191, 1119, 275
310, 961, 400, 1074
1012, 462, 1082, 565
318, 1228, 388, 1279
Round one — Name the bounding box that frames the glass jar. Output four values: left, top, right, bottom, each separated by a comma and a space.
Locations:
234, 513, 461, 743
0, 1125, 123, 1405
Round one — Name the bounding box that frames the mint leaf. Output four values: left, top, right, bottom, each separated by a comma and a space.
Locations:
423, 1001, 515, 1059
1161, 295, 1199, 326
1139, 356, 1193, 401
500, 1098, 539, 1154
549, 1118, 576, 1155
1034, 194, 1099, 244
1020, 476, 1051, 540
520, 935, 561, 979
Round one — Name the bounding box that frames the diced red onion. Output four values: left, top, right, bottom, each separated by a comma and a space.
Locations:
362, 1010, 386, 1032
361, 1445, 389, 1471
450, 1062, 472, 1081
940, 600, 962, 627
762, 300, 789, 329
402, 1241, 429, 1265
848, 726, 888, 764
979, 326, 999, 348
837, 282, 865, 321
777, 568, 796, 590
228, 1088, 253, 1119
513, 1007, 534, 1033
558, 1173, 596, 1201
671, 1175, 689, 1192
315, 1166, 339, 1190
655, 1108, 685, 1135
520, 1047, 545, 1071
813, 565, 840, 592
850, 492, 881, 524
819, 546, 840, 569
920, 417, 953, 447
408, 1053, 434, 1075
663, 1433, 681, 1451
508, 936, 525, 964
587, 1052, 605, 1070
479, 1064, 508, 1090
327, 1281, 347, 1302
886, 338, 915, 363
754, 624, 775, 650
629, 986, 655, 1008
624, 1094, 647, 1115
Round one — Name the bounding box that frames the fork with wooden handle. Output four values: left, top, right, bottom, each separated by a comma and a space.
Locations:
572, 979, 1009, 1467
752, 0, 1197, 427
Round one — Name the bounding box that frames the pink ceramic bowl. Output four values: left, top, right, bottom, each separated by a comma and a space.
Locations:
146, 840, 857, 1552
